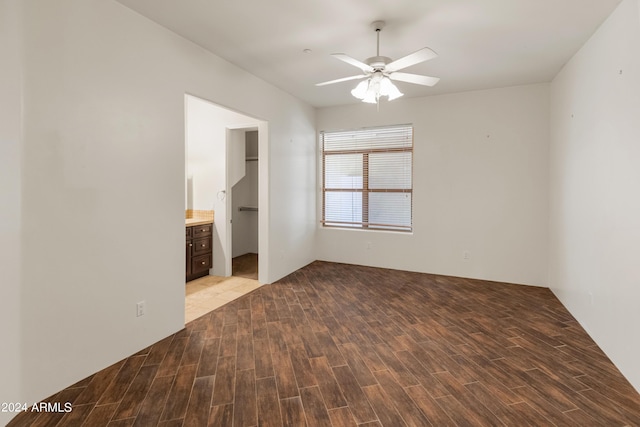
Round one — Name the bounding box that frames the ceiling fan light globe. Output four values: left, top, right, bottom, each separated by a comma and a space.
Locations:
362, 90, 378, 103
380, 77, 403, 101
379, 77, 392, 96
368, 79, 381, 98
351, 80, 370, 99
387, 84, 404, 101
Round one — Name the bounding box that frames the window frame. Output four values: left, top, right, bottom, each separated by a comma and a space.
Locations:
320, 124, 414, 232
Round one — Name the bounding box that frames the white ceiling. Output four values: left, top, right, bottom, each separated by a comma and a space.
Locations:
116, 0, 621, 108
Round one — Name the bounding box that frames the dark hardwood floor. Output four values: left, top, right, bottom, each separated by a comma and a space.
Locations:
9, 261, 640, 426
232, 253, 258, 280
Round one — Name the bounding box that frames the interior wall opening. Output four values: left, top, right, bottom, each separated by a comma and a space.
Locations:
231, 129, 259, 281
184, 94, 267, 323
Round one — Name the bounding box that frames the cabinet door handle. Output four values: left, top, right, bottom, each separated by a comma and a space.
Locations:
201, 244, 206, 247
201, 228, 206, 232
201, 261, 206, 265
189, 243, 193, 247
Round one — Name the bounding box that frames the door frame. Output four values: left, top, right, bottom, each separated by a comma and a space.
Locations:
184, 94, 268, 283
224, 123, 268, 282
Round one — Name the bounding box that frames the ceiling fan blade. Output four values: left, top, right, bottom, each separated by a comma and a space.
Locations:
385, 47, 438, 72
389, 72, 440, 87
331, 54, 374, 73
315, 74, 368, 86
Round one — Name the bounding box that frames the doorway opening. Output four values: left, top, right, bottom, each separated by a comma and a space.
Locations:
184, 94, 267, 322
231, 129, 259, 280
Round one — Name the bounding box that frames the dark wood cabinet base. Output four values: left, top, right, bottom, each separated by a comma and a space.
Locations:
186, 223, 213, 282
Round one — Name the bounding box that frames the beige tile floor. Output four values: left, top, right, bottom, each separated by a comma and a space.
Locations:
185, 274, 261, 323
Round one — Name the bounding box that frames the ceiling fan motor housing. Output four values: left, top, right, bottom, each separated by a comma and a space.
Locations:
366, 56, 392, 70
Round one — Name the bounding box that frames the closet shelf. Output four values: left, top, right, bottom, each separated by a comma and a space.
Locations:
238, 206, 258, 212
245, 157, 258, 161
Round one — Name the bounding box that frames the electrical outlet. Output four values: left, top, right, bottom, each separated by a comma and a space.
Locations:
463, 250, 470, 260
136, 301, 146, 317
366, 242, 372, 250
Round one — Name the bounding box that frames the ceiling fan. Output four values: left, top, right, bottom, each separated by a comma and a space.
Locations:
316, 21, 440, 103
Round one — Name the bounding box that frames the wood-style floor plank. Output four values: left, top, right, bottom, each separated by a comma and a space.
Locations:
132, 375, 174, 427
111, 365, 158, 421
7, 261, 640, 427
183, 375, 214, 427
208, 403, 233, 427
280, 396, 307, 427
361, 384, 406, 427
256, 377, 283, 427
211, 355, 236, 406
404, 385, 457, 427
332, 365, 378, 424
233, 369, 257, 427
160, 364, 197, 422
299, 386, 333, 427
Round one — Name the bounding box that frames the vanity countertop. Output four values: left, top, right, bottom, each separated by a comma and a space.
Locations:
186, 218, 214, 227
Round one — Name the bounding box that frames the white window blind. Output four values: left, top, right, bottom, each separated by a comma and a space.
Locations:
321, 125, 413, 232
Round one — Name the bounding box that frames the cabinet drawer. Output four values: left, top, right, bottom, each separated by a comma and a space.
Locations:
191, 253, 212, 274
192, 224, 212, 238
192, 237, 211, 256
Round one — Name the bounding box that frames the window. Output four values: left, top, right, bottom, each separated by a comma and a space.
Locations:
321, 124, 413, 232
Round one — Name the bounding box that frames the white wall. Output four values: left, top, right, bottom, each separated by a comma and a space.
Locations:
317, 84, 550, 287
14, 0, 315, 412
549, 0, 640, 392
0, 0, 23, 424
